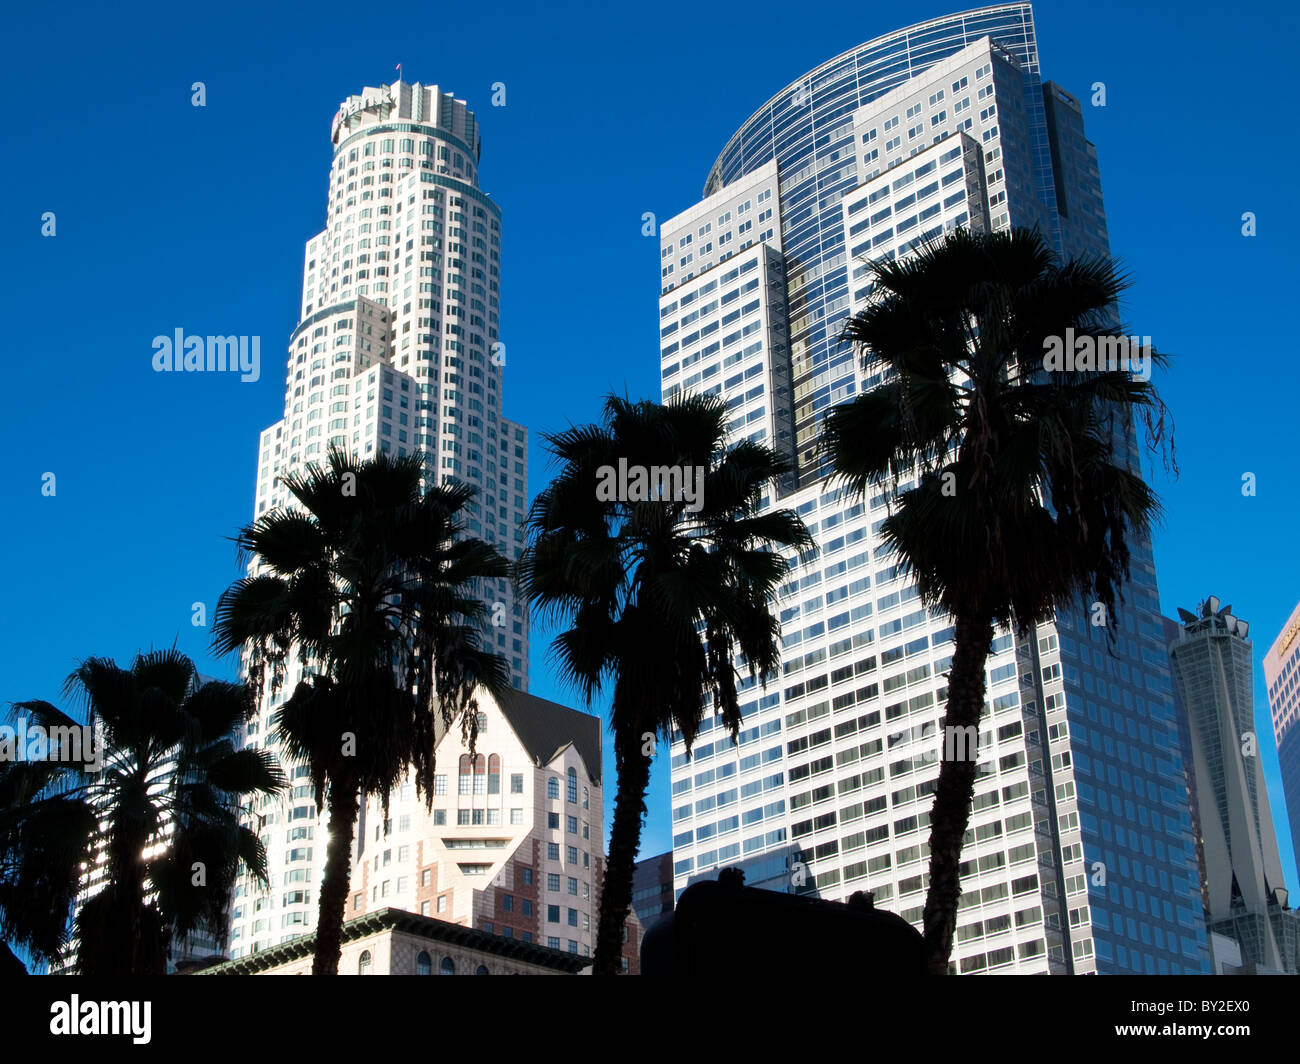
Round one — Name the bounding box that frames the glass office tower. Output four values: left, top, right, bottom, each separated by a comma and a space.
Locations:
658, 4, 1209, 974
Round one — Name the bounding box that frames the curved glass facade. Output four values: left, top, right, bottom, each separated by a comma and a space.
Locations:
661, 6, 1211, 974
702, 4, 1059, 478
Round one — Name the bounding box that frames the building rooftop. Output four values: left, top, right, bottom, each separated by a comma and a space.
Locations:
497, 688, 603, 785
197, 907, 590, 975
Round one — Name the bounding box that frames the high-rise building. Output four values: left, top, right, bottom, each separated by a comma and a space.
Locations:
230, 80, 530, 958
1263, 598, 1300, 891
658, 4, 1209, 974
1163, 615, 1209, 914
632, 850, 676, 931
1168, 597, 1298, 974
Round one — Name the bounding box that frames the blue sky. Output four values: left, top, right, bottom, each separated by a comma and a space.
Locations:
2, 0, 1298, 897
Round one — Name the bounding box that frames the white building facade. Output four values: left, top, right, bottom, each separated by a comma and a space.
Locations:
229, 81, 530, 959
1170, 599, 1298, 973
659, 5, 1209, 975
345, 689, 616, 963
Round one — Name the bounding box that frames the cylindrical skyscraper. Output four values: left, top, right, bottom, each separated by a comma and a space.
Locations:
232, 80, 530, 959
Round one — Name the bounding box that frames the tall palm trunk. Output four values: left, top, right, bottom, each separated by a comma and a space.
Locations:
312, 776, 359, 975
78, 863, 160, 975
921, 611, 994, 974
592, 736, 651, 975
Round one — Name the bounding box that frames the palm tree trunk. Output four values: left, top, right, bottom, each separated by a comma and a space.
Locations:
592, 737, 651, 975
312, 777, 359, 975
921, 611, 994, 974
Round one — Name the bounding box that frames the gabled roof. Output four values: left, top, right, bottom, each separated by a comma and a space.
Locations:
495, 688, 603, 785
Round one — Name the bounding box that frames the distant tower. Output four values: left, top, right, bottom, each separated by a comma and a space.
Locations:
1169, 597, 1298, 973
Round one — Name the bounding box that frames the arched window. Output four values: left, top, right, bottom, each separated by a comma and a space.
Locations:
458, 754, 472, 795
488, 754, 501, 795
547, 777, 559, 800
416, 951, 432, 976
358, 950, 372, 975
566, 767, 578, 803
472, 755, 487, 795
475, 965, 489, 975
440, 956, 455, 975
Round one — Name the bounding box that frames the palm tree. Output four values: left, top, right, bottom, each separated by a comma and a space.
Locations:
0, 756, 97, 973
10, 649, 281, 974
212, 447, 509, 975
519, 394, 812, 974
822, 226, 1173, 973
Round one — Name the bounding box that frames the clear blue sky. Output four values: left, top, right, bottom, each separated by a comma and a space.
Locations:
3, 0, 1298, 896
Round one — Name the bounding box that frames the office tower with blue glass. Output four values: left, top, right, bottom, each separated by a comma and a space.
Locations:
657, 4, 1209, 974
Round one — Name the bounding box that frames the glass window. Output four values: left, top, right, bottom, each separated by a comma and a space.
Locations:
359, 950, 372, 975
416, 951, 432, 975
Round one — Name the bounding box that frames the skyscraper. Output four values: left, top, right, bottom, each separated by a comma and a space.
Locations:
1169, 597, 1297, 973
658, 4, 1209, 974
230, 80, 530, 958
1163, 615, 1209, 915
631, 850, 676, 931
1263, 598, 1300, 892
